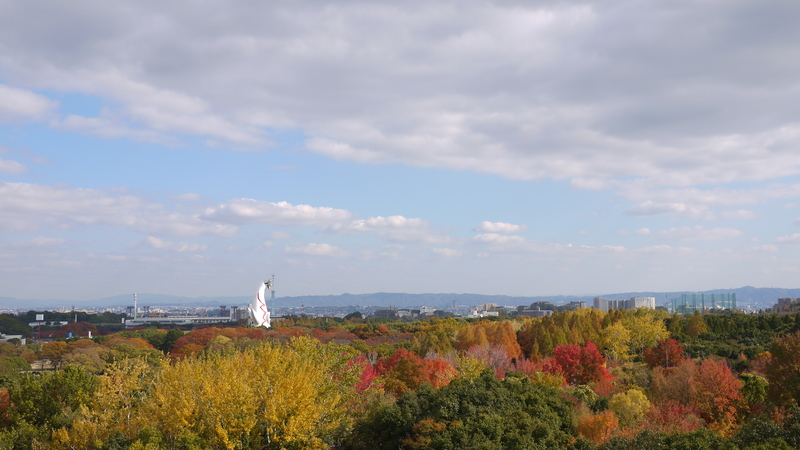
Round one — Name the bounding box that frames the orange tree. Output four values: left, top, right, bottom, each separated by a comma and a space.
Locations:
766, 330, 800, 406
691, 358, 744, 436
375, 348, 456, 396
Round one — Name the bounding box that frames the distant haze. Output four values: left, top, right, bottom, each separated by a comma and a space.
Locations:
2, 286, 797, 312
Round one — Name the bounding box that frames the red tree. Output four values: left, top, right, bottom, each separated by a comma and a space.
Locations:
376, 348, 427, 396
644, 339, 687, 369
644, 401, 704, 434
347, 355, 381, 393
549, 341, 611, 385
170, 327, 219, 354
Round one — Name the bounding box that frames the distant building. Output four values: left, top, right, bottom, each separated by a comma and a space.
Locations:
562, 301, 587, 310
516, 307, 553, 318
370, 309, 397, 319
474, 303, 499, 312
419, 306, 436, 315
124, 315, 236, 328
593, 296, 656, 312
466, 310, 500, 318
773, 298, 800, 314
28, 321, 68, 327
669, 293, 736, 314
0, 334, 26, 345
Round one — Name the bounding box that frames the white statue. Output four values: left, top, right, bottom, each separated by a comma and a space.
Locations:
248, 277, 273, 328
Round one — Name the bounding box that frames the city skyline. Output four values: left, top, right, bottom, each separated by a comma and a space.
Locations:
2, 1, 800, 301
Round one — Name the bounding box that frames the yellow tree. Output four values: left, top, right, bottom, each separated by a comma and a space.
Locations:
623, 309, 669, 356
455, 324, 489, 351
140, 355, 206, 446
55, 338, 371, 450
54, 358, 156, 448
455, 354, 489, 379
608, 389, 650, 428
414, 318, 459, 357
600, 321, 632, 361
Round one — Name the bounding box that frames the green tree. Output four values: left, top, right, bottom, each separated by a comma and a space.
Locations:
7, 365, 98, 431
343, 370, 577, 450
668, 313, 684, 336
739, 373, 768, 411
158, 328, 184, 353
687, 310, 708, 338
0, 356, 30, 387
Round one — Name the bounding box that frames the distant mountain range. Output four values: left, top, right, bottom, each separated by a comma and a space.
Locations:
2, 286, 799, 311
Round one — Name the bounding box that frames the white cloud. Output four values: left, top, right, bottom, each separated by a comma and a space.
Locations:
201, 199, 352, 226
0, 158, 28, 175
655, 226, 743, 241
720, 209, 759, 220
46, 72, 265, 145
626, 201, 691, 217
775, 234, 800, 244
0, 181, 237, 236
269, 231, 292, 240
0, 84, 59, 122
473, 221, 526, 233
619, 184, 800, 219
635, 228, 650, 235
323, 215, 449, 243
636, 245, 673, 253
52, 113, 183, 146
1, 2, 799, 188
325, 215, 428, 232
175, 193, 201, 202
793, 218, 800, 226
433, 247, 463, 258
285, 242, 349, 257
472, 233, 527, 246
143, 236, 207, 252
8, 237, 66, 248
748, 244, 778, 253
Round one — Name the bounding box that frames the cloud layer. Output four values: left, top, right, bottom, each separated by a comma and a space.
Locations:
2, 1, 800, 186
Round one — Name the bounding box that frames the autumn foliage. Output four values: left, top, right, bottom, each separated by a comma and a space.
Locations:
691, 358, 744, 435
10, 308, 800, 448
547, 341, 612, 385
644, 400, 704, 435
376, 348, 456, 396
644, 338, 687, 369
578, 411, 618, 445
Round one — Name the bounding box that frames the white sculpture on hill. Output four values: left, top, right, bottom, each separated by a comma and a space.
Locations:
248, 276, 273, 328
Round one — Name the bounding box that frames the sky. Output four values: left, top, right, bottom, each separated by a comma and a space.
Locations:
1, 0, 800, 301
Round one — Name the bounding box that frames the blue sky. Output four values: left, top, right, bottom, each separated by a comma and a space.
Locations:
2, 0, 800, 301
